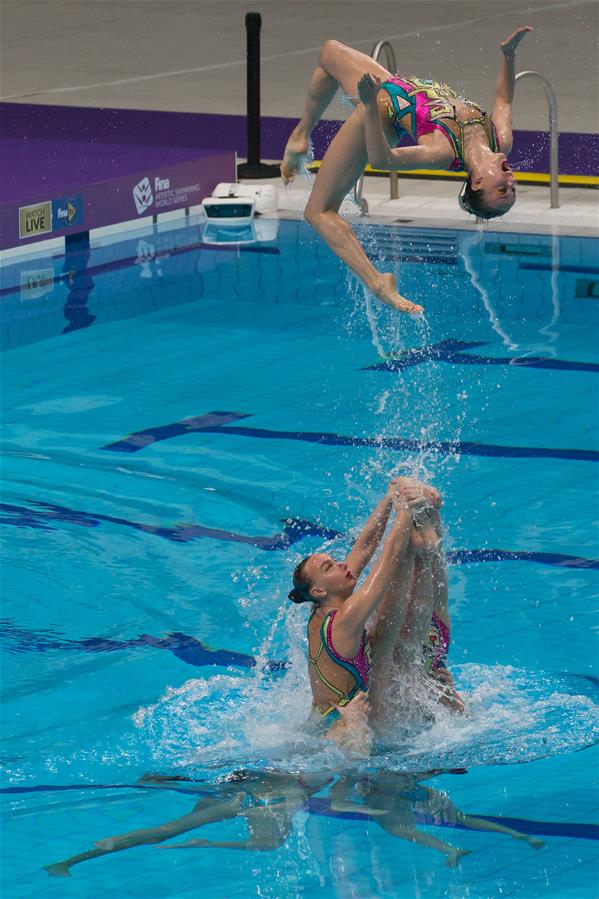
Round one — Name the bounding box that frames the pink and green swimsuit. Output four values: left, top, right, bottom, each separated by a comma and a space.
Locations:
309, 608, 372, 718
381, 75, 500, 171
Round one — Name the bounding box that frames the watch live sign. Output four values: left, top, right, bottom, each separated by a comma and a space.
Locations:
18, 195, 84, 239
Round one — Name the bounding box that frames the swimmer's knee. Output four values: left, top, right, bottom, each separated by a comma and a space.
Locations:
304, 205, 343, 232
304, 203, 320, 228
319, 39, 343, 64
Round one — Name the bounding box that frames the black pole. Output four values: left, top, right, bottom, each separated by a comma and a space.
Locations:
237, 12, 280, 179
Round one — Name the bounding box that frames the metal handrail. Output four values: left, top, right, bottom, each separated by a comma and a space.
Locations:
354, 40, 399, 213
370, 40, 397, 75
515, 70, 559, 208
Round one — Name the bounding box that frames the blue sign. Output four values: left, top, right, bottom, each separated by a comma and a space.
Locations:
52, 195, 84, 230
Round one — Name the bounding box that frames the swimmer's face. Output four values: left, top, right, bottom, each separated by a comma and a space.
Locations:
474, 153, 516, 216
304, 553, 357, 601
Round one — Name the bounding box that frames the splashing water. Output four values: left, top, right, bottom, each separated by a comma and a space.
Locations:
133, 650, 598, 777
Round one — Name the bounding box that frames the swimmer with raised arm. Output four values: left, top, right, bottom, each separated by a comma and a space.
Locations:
281, 28, 532, 312
288, 477, 459, 746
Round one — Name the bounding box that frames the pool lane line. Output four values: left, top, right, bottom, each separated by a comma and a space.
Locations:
0, 501, 341, 550
308, 798, 599, 841
0, 782, 596, 841
1, 500, 597, 569
102, 411, 251, 453
100, 411, 598, 463
447, 549, 599, 570
185, 425, 599, 464
363, 339, 599, 374
0, 621, 286, 672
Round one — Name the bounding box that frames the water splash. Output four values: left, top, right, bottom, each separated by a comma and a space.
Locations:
133, 653, 598, 777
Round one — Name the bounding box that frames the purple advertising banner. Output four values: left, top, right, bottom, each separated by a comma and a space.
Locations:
0, 148, 235, 250
2, 102, 597, 179
1, 101, 596, 250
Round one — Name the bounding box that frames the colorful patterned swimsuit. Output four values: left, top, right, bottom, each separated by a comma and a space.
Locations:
381, 75, 500, 171
423, 611, 451, 674
309, 608, 372, 718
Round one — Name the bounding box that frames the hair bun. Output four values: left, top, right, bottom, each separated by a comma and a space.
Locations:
288, 588, 305, 604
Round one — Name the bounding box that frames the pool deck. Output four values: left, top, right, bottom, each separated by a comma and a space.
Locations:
274, 173, 598, 238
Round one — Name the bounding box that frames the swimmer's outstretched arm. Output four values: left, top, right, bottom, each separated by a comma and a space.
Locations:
492, 26, 533, 153
358, 74, 451, 172
345, 491, 393, 577
336, 484, 427, 643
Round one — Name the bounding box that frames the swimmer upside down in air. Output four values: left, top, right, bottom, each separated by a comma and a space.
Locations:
288, 477, 465, 752
281, 27, 532, 313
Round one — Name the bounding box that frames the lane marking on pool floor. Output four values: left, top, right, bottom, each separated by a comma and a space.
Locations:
2, 500, 597, 569
100, 411, 599, 463
363, 339, 599, 374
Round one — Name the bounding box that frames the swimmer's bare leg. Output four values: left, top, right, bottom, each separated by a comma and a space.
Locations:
393, 535, 438, 672
418, 510, 466, 711
281, 40, 392, 182
44, 848, 114, 878
163, 807, 294, 852
455, 811, 545, 848
304, 109, 423, 314
368, 545, 416, 726
44, 794, 244, 876
377, 816, 471, 866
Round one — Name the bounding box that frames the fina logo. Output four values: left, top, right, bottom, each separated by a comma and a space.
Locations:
132, 176, 171, 215
132, 177, 154, 215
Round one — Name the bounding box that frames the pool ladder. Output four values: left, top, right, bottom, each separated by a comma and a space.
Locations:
354, 44, 560, 212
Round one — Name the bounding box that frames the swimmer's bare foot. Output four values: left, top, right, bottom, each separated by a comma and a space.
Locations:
281, 132, 311, 183
445, 847, 471, 866
372, 273, 423, 314
527, 836, 545, 849
43, 862, 71, 877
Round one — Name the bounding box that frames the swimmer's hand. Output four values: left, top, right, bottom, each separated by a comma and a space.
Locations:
337, 691, 370, 726
330, 693, 372, 756
358, 72, 382, 106
389, 478, 441, 512
500, 26, 532, 57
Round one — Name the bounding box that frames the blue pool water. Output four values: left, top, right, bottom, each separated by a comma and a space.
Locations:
1, 216, 598, 898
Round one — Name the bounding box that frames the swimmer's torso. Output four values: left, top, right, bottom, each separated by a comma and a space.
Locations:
379, 75, 500, 171
308, 608, 371, 716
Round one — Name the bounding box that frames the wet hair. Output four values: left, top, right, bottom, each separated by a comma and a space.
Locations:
288, 556, 319, 605
459, 177, 506, 221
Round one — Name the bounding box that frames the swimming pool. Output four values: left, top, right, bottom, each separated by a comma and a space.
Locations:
1, 215, 598, 898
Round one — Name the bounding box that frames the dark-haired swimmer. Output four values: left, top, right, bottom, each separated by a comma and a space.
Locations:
281, 28, 531, 312
289, 477, 459, 747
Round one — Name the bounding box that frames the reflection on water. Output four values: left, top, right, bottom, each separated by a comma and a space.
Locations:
43, 766, 550, 879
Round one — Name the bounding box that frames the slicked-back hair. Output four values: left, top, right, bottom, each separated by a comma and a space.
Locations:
459, 177, 506, 220
288, 556, 319, 605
